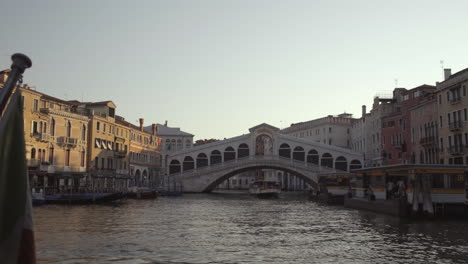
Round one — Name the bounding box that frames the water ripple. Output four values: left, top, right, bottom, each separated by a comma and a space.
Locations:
34, 192, 468, 263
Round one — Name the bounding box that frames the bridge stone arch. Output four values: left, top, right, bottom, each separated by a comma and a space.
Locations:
279, 143, 291, 158
210, 150, 222, 165
183, 156, 195, 171
292, 146, 305, 161
237, 143, 249, 158
321, 153, 333, 168
224, 147, 236, 161
196, 153, 208, 168
307, 149, 319, 165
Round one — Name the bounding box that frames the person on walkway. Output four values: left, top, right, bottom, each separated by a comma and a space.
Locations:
387, 181, 394, 199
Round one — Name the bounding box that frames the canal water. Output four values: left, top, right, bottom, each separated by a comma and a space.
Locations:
34, 192, 468, 264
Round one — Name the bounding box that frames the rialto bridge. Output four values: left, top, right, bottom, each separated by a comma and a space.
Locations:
166, 124, 363, 192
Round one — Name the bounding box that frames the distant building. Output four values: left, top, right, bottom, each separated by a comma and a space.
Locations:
281, 113, 355, 149
351, 96, 395, 167
381, 85, 437, 165
118, 118, 161, 187
146, 121, 194, 169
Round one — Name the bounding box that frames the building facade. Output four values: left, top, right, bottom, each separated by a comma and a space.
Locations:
436, 68, 468, 165
281, 113, 355, 148
120, 118, 161, 187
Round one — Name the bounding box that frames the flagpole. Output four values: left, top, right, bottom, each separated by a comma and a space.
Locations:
0, 53, 32, 115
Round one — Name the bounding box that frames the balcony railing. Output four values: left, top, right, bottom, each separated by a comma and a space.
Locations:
31, 132, 52, 142
450, 97, 461, 104
56, 136, 78, 147
448, 145, 464, 156
419, 136, 436, 146
114, 151, 127, 158
449, 121, 463, 131
27, 159, 41, 167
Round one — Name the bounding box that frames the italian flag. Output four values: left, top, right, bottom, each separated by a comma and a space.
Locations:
0, 91, 36, 264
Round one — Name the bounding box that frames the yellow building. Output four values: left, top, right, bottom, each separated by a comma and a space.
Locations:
0, 74, 90, 192
116, 117, 161, 187
71, 101, 132, 191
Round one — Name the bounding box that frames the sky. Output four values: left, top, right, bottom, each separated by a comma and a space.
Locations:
1, 0, 468, 140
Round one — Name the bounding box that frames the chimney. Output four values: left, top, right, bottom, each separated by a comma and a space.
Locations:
361, 105, 366, 118
139, 118, 144, 131
152, 123, 157, 135
444, 68, 451, 80
164, 120, 168, 127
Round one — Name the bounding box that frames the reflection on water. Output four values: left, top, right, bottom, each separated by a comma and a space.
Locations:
34, 192, 468, 264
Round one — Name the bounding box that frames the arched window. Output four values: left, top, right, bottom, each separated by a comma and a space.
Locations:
334, 156, 348, 171
210, 150, 222, 165
177, 139, 183, 151
171, 139, 176, 151
293, 146, 305, 161
307, 149, 319, 165
82, 124, 86, 140
31, 148, 36, 159
279, 143, 291, 158
66, 121, 71, 137
185, 139, 191, 149
166, 139, 171, 150
224, 147, 236, 161
196, 153, 208, 168
50, 118, 55, 136
237, 143, 249, 158
49, 147, 54, 164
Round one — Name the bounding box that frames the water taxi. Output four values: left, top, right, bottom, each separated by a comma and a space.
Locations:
249, 180, 281, 198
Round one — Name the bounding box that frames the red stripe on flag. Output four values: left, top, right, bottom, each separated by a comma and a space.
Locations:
16, 228, 35, 264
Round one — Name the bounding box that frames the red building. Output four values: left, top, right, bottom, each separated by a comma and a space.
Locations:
381, 85, 436, 165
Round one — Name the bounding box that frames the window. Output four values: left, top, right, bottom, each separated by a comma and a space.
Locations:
329, 127, 332, 133
82, 124, 86, 140
49, 147, 54, 164
80, 151, 85, 167
464, 85, 466, 97
438, 94, 442, 104
66, 121, 71, 137
465, 109, 467, 121
31, 121, 38, 135
65, 149, 70, 166
103, 124, 106, 133
31, 148, 36, 159
97, 122, 100, 131
440, 116, 443, 128
101, 158, 105, 169
33, 99, 38, 112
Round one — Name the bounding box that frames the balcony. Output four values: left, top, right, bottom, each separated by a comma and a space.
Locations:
27, 159, 41, 167
114, 151, 127, 158
448, 145, 464, 156
419, 136, 436, 147
56, 136, 78, 148
31, 132, 52, 142
450, 96, 461, 105
449, 121, 463, 131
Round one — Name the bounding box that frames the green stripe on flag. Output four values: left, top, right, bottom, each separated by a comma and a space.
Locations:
0, 92, 29, 260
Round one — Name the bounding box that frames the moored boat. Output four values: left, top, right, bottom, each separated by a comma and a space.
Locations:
127, 187, 158, 199
44, 192, 126, 205
249, 180, 281, 198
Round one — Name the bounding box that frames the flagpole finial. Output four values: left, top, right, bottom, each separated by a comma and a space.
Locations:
11, 53, 32, 74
